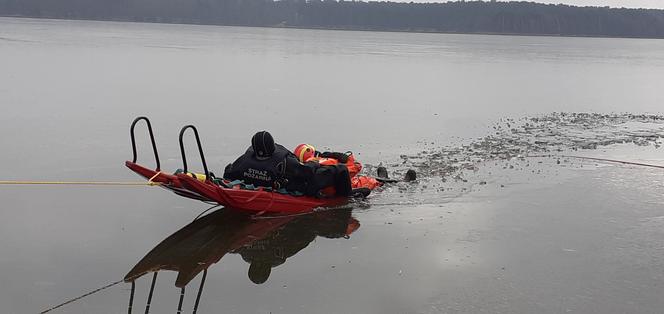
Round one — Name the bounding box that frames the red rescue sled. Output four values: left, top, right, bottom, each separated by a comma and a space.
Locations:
127, 117, 348, 214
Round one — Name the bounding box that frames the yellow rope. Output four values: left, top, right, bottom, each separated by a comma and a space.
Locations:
0, 180, 161, 186
147, 171, 162, 183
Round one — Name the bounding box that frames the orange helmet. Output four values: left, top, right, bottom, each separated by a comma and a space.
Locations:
294, 144, 316, 162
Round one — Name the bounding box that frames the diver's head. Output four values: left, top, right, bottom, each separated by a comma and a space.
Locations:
248, 261, 272, 284
251, 131, 276, 160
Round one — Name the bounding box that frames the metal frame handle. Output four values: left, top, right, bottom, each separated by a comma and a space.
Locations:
130, 117, 161, 171
179, 125, 209, 180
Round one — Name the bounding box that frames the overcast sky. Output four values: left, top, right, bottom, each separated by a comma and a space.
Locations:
405, 1, 664, 9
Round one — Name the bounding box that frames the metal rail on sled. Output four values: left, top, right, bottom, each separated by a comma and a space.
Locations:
126, 116, 348, 214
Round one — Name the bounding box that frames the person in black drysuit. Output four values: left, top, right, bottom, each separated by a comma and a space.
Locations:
223, 131, 351, 197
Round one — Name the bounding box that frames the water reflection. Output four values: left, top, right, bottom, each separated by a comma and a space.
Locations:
237, 209, 360, 284
123, 207, 359, 312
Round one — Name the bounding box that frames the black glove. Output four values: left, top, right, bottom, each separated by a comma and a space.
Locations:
320, 151, 350, 163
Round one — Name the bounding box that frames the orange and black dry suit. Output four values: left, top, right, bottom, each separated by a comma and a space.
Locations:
304, 152, 382, 192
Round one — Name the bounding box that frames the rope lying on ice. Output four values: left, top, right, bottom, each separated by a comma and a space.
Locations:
0, 171, 165, 186
529, 154, 664, 169
39, 280, 124, 314
0, 180, 162, 186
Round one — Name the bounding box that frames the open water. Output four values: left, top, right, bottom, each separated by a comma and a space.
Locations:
1, 17, 663, 314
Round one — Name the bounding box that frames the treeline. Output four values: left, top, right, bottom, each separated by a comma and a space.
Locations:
2, 0, 664, 38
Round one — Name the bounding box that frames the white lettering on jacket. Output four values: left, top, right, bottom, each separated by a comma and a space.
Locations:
243, 168, 272, 182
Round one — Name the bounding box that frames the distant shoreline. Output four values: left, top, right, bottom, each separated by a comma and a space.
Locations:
3, 1, 664, 39
2, 15, 663, 41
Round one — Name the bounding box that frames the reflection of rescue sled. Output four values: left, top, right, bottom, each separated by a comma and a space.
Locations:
123, 208, 359, 312
126, 117, 349, 214
124, 208, 297, 287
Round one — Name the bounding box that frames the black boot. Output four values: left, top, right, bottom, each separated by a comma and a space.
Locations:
404, 170, 417, 182
377, 166, 388, 179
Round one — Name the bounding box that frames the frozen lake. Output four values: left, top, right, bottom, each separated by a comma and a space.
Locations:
0, 17, 663, 314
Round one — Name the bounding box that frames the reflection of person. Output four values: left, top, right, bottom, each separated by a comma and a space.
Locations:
223, 131, 351, 196
235, 209, 360, 284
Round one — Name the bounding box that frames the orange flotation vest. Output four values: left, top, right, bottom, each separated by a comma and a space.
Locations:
351, 175, 382, 190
